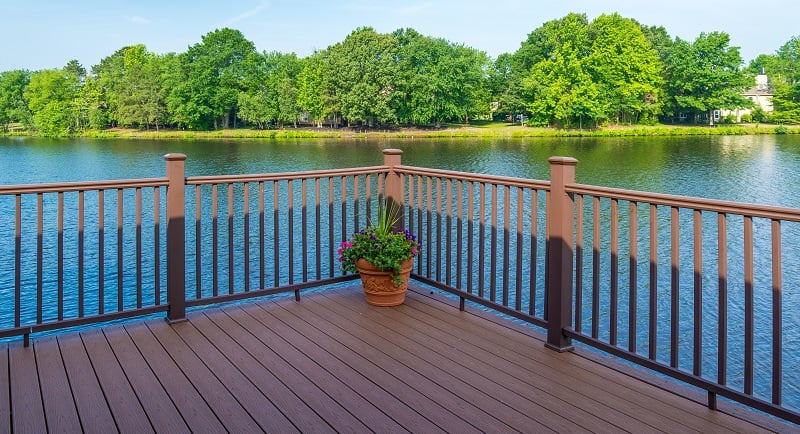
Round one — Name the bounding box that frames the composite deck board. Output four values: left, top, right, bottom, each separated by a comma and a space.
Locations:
143, 319, 264, 433
257, 297, 481, 432
9, 341, 47, 433
270, 294, 530, 432
400, 289, 776, 434
0, 285, 795, 433
33, 336, 82, 432
386, 303, 660, 433
186, 310, 334, 433
399, 289, 763, 433
0, 346, 10, 433
123, 321, 227, 433
201, 308, 371, 432
165, 319, 299, 432
391, 292, 709, 433
295, 292, 563, 432
55, 333, 118, 432
100, 325, 188, 433
319, 290, 628, 433
228, 303, 444, 433
216, 305, 406, 432
78, 328, 155, 434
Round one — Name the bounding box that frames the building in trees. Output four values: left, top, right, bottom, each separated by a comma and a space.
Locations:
720, 72, 774, 122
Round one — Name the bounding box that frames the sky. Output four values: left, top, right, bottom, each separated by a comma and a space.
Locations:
1, 0, 797, 72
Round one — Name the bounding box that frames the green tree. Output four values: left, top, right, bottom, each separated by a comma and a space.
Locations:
514, 13, 590, 73
92, 47, 135, 128
750, 36, 800, 123
265, 52, 302, 127
64, 59, 86, 82
0, 69, 31, 131
237, 91, 271, 128
664, 32, 751, 124
81, 75, 108, 130
237, 51, 302, 128
297, 51, 333, 127
327, 27, 399, 126
169, 28, 258, 129
639, 25, 673, 63
118, 53, 169, 129
91, 45, 169, 130
586, 13, 664, 124
62, 60, 89, 131
772, 81, 800, 123
518, 13, 597, 127
393, 29, 489, 126
24, 68, 80, 136
488, 53, 525, 122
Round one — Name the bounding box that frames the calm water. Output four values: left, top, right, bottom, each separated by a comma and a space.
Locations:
1, 135, 800, 411
2, 135, 800, 208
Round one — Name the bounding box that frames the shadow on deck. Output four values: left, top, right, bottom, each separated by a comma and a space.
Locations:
1, 285, 793, 433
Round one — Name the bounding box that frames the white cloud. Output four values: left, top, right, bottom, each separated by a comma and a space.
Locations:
222, 0, 269, 27
128, 15, 151, 25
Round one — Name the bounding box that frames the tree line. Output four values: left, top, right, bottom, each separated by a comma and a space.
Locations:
1, 12, 799, 136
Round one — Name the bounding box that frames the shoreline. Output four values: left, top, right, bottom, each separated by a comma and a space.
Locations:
3, 123, 799, 139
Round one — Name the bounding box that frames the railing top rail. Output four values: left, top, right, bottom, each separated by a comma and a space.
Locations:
186, 165, 389, 185
395, 165, 552, 190
569, 182, 800, 222
0, 177, 169, 195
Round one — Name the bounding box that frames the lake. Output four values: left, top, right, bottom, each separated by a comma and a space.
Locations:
1, 134, 799, 412
2, 135, 800, 209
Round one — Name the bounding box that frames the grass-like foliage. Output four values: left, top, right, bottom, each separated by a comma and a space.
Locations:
338, 200, 419, 286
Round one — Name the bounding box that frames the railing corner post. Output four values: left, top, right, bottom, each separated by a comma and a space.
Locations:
383, 148, 404, 229
165, 153, 187, 323
545, 156, 578, 352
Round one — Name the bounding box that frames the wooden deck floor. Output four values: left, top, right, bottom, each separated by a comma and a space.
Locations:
0, 285, 794, 433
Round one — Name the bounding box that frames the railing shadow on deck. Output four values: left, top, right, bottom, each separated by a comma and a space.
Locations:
0, 148, 798, 425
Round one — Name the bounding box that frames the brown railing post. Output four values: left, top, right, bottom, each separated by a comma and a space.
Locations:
383, 148, 404, 229
545, 156, 577, 352
165, 153, 187, 323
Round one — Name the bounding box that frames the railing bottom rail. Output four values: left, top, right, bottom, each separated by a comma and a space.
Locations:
411, 275, 548, 330
564, 329, 800, 425
185, 275, 359, 309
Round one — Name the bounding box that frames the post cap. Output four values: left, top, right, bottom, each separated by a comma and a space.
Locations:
547, 156, 578, 166
164, 153, 187, 161
382, 148, 403, 156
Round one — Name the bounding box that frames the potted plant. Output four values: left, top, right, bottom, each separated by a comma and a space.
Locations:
338, 200, 420, 306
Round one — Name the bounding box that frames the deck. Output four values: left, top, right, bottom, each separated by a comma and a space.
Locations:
1, 285, 792, 433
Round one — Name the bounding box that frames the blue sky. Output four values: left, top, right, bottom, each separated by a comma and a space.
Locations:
2, 0, 797, 71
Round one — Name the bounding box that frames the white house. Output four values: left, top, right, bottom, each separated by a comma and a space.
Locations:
720, 72, 774, 122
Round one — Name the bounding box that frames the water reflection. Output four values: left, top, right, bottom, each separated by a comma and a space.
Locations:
2, 135, 799, 207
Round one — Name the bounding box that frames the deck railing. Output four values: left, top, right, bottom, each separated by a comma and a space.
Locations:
564, 180, 800, 424
0, 149, 797, 424
393, 153, 800, 424
0, 154, 385, 337
0, 177, 170, 344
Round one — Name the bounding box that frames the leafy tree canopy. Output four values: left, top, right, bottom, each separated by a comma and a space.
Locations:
2, 14, 799, 136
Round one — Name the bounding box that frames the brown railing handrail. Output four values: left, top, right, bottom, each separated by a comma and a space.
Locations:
395, 165, 552, 190
0, 178, 168, 195
568, 182, 800, 221
186, 166, 388, 185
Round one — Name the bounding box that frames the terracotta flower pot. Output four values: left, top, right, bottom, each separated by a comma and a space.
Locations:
355, 258, 413, 306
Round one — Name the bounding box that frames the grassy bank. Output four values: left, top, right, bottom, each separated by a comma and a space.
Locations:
3, 122, 799, 139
